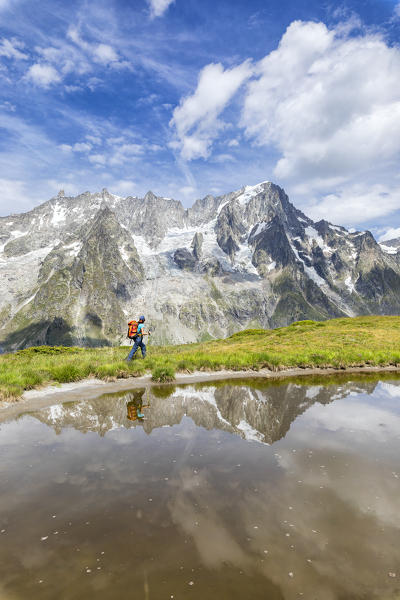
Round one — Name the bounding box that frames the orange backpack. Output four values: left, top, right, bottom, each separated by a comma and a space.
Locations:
127, 320, 139, 339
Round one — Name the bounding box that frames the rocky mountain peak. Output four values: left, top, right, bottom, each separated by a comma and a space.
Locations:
101, 188, 114, 201
144, 190, 157, 202
1, 178, 400, 350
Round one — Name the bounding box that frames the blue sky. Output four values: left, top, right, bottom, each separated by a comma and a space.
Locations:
1, 0, 400, 239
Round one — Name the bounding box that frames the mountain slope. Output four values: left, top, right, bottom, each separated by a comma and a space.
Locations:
1, 181, 399, 350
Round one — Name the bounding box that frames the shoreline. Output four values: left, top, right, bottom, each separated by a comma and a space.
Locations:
1, 364, 400, 422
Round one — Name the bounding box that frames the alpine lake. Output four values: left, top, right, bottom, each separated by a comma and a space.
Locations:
0, 374, 399, 600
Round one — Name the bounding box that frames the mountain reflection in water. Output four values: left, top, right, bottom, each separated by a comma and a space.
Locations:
29, 378, 379, 443
0, 377, 399, 600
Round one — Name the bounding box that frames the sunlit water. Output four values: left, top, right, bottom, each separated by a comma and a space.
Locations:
0, 377, 399, 599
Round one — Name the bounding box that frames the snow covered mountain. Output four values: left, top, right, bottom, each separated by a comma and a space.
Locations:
1, 181, 399, 350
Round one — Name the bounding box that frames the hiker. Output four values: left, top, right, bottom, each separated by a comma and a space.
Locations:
126, 315, 150, 360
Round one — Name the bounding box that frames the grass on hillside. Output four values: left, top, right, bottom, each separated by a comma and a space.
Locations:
1, 315, 400, 401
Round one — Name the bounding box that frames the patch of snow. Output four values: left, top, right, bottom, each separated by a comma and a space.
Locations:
236, 182, 268, 207
0, 229, 27, 253
236, 419, 267, 443
15, 291, 37, 312
158, 226, 200, 254
305, 386, 322, 399
305, 266, 326, 286
48, 404, 64, 423
134, 218, 245, 277
51, 203, 67, 226
9, 229, 26, 238
252, 221, 269, 237
235, 240, 259, 276
267, 261, 276, 272
0, 241, 58, 320
305, 226, 320, 240
379, 244, 398, 255
197, 390, 231, 426
290, 241, 326, 287
329, 225, 343, 232
217, 199, 230, 215
169, 387, 232, 427
305, 226, 332, 255
119, 245, 130, 264
345, 275, 355, 294
133, 235, 156, 257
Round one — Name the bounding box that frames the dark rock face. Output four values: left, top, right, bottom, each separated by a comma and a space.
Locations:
250, 217, 295, 271
1, 180, 400, 349
191, 232, 203, 260
216, 202, 247, 260
173, 248, 197, 270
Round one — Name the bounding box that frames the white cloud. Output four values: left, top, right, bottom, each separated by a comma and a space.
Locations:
241, 20, 400, 183
109, 143, 144, 166
379, 227, 400, 242
304, 183, 400, 226
228, 138, 239, 147
73, 142, 92, 152
37, 44, 91, 78
0, 100, 16, 111
147, 0, 175, 18
46, 179, 79, 196
67, 25, 90, 51
57, 136, 144, 168
111, 179, 136, 195
0, 178, 30, 214
214, 153, 235, 163
170, 61, 253, 160
26, 63, 61, 87
64, 84, 83, 93
67, 26, 122, 68
394, 2, 400, 19
0, 37, 28, 60
93, 43, 118, 65
88, 153, 107, 165
179, 185, 197, 198
86, 135, 101, 145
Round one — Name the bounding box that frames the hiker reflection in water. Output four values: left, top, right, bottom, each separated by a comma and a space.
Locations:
126, 389, 149, 421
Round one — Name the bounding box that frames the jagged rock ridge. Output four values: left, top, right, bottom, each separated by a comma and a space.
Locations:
1, 181, 399, 349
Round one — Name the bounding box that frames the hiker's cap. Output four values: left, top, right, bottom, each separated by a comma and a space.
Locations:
139, 315, 145, 321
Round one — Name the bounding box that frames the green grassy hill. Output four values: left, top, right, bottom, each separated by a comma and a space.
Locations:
1, 315, 400, 401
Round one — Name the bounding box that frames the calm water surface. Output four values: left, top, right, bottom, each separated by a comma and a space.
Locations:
0, 377, 399, 599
